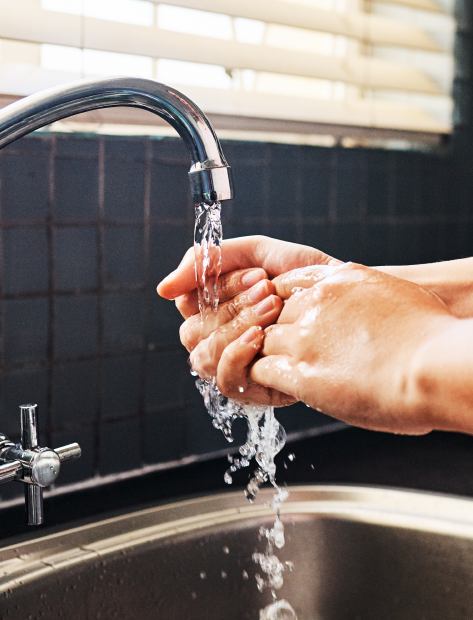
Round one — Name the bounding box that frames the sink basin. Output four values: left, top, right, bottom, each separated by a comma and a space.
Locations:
1, 485, 473, 619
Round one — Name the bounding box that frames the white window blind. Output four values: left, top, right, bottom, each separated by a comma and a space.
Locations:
0, 0, 455, 140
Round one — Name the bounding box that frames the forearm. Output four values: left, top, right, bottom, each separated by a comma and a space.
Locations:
376, 258, 473, 318
407, 317, 473, 434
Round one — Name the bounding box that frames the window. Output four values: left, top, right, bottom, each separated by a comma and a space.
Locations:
0, 0, 456, 143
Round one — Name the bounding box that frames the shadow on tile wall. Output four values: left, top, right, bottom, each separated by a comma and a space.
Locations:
0, 132, 462, 499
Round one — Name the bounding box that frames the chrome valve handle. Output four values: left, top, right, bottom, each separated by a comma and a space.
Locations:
0, 404, 81, 525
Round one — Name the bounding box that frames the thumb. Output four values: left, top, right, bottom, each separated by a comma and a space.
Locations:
250, 354, 299, 398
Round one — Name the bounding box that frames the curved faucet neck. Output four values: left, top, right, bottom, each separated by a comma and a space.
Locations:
0, 76, 234, 204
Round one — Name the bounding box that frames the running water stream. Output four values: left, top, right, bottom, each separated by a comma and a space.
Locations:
193, 202, 297, 620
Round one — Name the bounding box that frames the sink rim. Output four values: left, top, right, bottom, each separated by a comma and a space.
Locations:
2, 484, 473, 592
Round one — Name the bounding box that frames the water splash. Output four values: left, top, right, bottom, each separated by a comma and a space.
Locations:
193, 201, 295, 617
193, 202, 288, 501
260, 600, 297, 620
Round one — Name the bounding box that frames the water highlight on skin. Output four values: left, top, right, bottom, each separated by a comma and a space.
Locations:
193, 201, 297, 620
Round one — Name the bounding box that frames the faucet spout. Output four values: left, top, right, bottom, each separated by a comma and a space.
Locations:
0, 76, 234, 205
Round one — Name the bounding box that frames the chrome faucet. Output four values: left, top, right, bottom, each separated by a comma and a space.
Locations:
0, 404, 81, 525
0, 77, 234, 525
0, 76, 234, 204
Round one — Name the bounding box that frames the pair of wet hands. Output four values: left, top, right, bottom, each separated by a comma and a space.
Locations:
158, 241, 457, 434
173, 261, 389, 409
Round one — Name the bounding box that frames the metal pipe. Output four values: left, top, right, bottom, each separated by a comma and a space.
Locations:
0, 461, 22, 484
55, 443, 82, 463
0, 406, 81, 525
25, 485, 43, 526
0, 76, 234, 204
20, 404, 38, 451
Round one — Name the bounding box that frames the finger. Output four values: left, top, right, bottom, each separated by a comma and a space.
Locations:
260, 324, 295, 357
157, 246, 194, 299
276, 287, 318, 325
157, 236, 339, 300
216, 327, 296, 407
274, 262, 367, 325
217, 326, 264, 396
189, 294, 283, 380
250, 355, 300, 400
273, 264, 340, 300
180, 279, 276, 351
175, 267, 267, 319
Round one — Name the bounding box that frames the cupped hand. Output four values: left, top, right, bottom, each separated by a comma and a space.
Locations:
220, 263, 458, 434
181, 273, 295, 407
157, 235, 341, 318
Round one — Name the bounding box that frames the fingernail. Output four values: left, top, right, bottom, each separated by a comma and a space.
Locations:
241, 269, 265, 288
240, 326, 261, 344
253, 296, 277, 316
247, 280, 268, 303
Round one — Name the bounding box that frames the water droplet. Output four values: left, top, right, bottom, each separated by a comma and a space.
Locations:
310, 464, 314, 469
223, 546, 229, 554
238, 386, 244, 393
242, 570, 249, 580
191, 592, 197, 600
221, 571, 227, 579
288, 453, 295, 461
200, 571, 206, 580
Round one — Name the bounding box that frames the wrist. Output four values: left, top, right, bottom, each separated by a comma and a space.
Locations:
404, 316, 471, 434
376, 259, 473, 318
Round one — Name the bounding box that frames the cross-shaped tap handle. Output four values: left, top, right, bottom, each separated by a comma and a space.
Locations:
0, 404, 81, 525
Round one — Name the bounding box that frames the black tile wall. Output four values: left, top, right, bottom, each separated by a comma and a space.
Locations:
99, 417, 141, 475
103, 291, 144, 353
104, 226, 144, 287
0, 368, 48, 436
144, 408, 187, 464
0, 129, 467, 501
0, 138, 50, 222
54, 295, 98, 359
52, 360, 98, 426
2, 227, 49, 294
102, 355, 141, 420
3, 298, 49, 364
54, 227, 98, 290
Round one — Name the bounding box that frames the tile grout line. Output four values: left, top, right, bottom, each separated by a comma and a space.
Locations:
45, 134, 57, 444
94, 137, 106, 476
139, 139, 152, 466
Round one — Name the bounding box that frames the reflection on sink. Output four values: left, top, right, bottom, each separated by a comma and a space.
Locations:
1, 485, 473, 619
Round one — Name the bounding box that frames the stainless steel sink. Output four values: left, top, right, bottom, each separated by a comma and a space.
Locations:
1, 485, 473, 619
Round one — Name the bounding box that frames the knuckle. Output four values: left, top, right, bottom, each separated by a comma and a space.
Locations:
225, 299, 240, 321
218, 272, 232, 297
179, 320, 196, 351
220, 342, 235, 365
189, 349, 201, 374
179, 322, 190, 350
190, 347, 211, 381
216, 374, 233, 398
175, 296, 188, 317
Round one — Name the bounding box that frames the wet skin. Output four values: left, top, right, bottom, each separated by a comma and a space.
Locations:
158, 236, 473, 436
